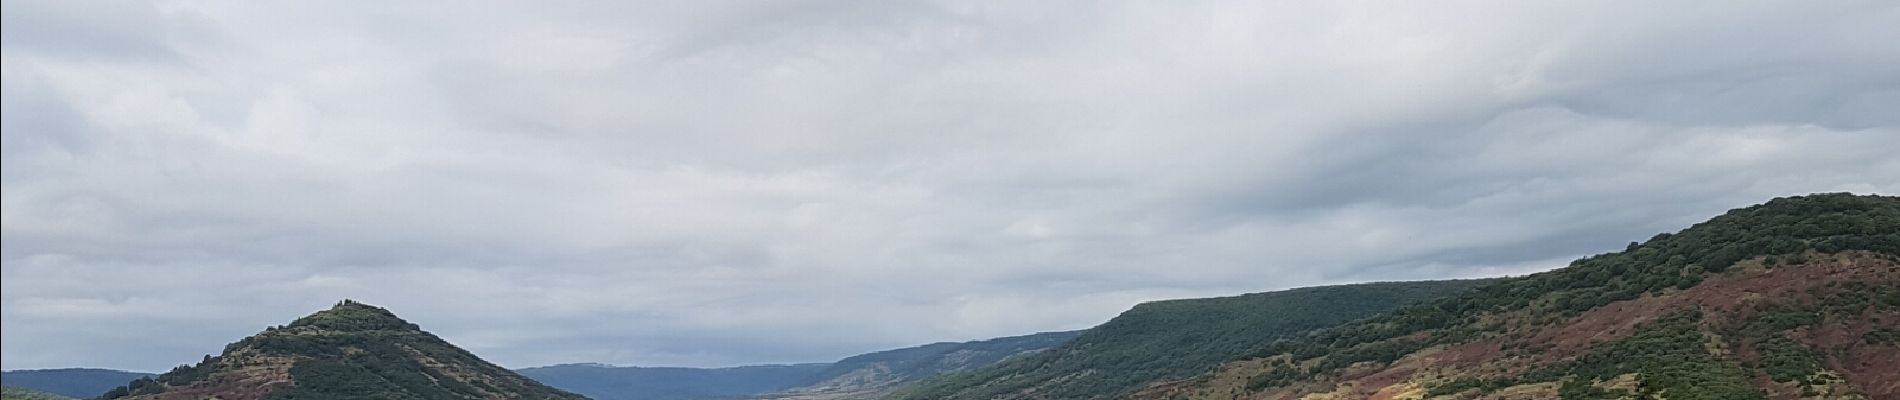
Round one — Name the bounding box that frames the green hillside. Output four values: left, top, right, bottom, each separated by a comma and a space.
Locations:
895, 279, 1496, 399
1136, 193, 1900, 399
101, 300, 585, 400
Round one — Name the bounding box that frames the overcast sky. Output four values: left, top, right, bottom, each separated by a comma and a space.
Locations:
3, 0, 1898, 372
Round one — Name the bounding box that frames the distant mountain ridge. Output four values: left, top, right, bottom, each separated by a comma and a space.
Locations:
1, 369, 151, 399
100, 300, 584, 400
518, 331, 1081, 400
516, 363, 831, 400
765, 330, 1081, 399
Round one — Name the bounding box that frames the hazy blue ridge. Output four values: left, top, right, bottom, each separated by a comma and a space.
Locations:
517, 363, 833, 400
1, 369, 152, 399
521, 330, 1081, 400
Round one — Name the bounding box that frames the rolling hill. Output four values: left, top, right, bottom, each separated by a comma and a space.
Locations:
1132, 193, 1900, 399
894, 280, 1497, 399
98, 300, 584, 400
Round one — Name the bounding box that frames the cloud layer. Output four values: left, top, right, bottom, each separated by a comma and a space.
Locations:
4, 0, 1897, 371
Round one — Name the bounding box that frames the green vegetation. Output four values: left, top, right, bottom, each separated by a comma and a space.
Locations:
1866, 326, 1900, 345
1, 387, 76, 400
1421, 271, 1900, 399
1553, 312, 1762, 400
99, 300, 585, 400
1243, 194, 1900, 391
1737, 301, 1828, 387
1724, 281, 1898, 392
1422, 377, 1520, 397
1751, 335, 1822, 384
896, 279, 1496, 399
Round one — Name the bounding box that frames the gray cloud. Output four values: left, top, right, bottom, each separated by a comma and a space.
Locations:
4, 0, 1898, 371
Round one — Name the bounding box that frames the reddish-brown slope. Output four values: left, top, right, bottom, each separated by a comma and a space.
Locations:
1135, 252, 1900, 400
